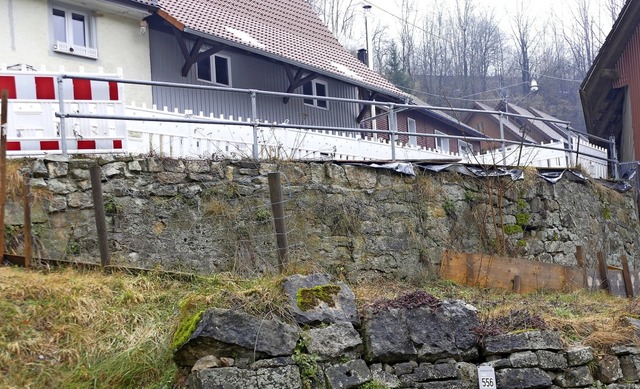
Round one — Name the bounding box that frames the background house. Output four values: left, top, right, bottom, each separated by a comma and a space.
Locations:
580, 0, 640, 163
0, 0, 155, 104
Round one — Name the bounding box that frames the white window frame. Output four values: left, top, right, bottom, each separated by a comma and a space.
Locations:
435, 130, 450, 152
197, 53, 232, 87
407, 118, 417, 146
303, 80, 329, 110
50, 3, 97, 59
458, 140, 474, 156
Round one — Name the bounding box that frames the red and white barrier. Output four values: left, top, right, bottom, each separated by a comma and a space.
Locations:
7, 138, 124, 155
0, 74, 119, 101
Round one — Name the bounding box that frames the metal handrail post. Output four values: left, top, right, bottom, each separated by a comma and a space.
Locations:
250, 91, 258, 159
56, 76, 68, 156
609, 135, 619, 179
499, 112, 506, 165
389, 105, 397, 161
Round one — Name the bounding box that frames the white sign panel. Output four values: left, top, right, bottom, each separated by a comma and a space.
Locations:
478, 366, 497, 389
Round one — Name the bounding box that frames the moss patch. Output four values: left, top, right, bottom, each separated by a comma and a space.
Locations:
171, 309, 204, 350
296, 284, 341, 311
504, 224, 523, 235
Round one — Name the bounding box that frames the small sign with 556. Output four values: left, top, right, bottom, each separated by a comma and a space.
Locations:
478, 366, 497, 389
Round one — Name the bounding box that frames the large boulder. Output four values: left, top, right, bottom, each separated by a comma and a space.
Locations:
283, 273, 358, 326
174, 308, 300, 367
363, 299, 479, 363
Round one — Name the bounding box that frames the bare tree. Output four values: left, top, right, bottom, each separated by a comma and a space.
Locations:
307, 0, 358, 44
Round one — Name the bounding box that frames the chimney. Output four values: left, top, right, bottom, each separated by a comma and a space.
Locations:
357, 49, 368, 67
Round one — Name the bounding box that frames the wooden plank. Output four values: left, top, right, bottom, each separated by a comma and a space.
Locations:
622, 255, 634, 298
597, 251, 610, 292
513, 275, 521, 293
440, 251, 586, 293
575, 245, 586, 267
608, 269, 627, 297
631, 271, 640, 296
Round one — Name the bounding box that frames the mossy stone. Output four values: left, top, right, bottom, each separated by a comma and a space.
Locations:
296, 284, 341, 311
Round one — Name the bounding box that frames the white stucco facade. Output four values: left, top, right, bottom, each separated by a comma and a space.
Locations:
0, 0, 152, 105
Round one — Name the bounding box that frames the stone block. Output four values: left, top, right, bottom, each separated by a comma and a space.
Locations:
191, 365, 301, 389
102, 162, 126, 178
510, 351, 539, 368
495, 368, 553, 389
536, 350, 567, 370
305, 322, 363, 359
565, 346, 594, 366
406, 300, 479, 362
363, 308, 416, 363
596, 354, 623, 384
553, 365, 594, 387
393, 361, 418, 375
283, 273, 359, 326
163, 159, 185, 173
612, 345, 640, 355
31, 159, 48, 178
186, 160, 211, 174
620, 354, 640, 381
484, 331, 563, 355
418, 380, 476, 389
173, 308, 300, 367
67, 192, 93, 209
324, 359, 371, 389
370, 363, 401, 388
157, 172, 187, 184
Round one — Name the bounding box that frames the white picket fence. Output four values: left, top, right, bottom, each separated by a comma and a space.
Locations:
124, 103, 463, 161
0, 67, 611, 178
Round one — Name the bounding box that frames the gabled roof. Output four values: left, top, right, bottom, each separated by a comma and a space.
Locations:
409, 97, 486, 139
151, 0, 407, 100
580, 0, 640, 138
468, 101, 537, 143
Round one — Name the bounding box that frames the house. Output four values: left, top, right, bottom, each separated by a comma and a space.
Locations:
0, 0, 156, 104
580, 0, 640, 163
372, 100, 486, 156
0, 0, 484, 159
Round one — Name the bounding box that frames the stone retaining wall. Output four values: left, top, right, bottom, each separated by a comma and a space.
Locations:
5, 156, 639, 281
178, 274, 640, 389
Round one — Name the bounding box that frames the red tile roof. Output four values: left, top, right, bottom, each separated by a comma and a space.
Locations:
153, 0, 406, 99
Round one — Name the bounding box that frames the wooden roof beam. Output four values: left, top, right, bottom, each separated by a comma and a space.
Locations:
282, 64, 318, 104
356, 89, 378, 124
171, 28, 223, 77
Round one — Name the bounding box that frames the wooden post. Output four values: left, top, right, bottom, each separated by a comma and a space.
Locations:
575, 245, 588, 288
513, 275, 522, 294
90, 166, 110, 267
621, 255, 634, 298
268, 172, 288, 272
23, 175, 32, 268
597, 251, 610, 292
575, 245, 586, 267
0, 90, 8, 263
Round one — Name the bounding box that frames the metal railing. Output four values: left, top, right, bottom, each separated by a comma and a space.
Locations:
5, 70, 617, 176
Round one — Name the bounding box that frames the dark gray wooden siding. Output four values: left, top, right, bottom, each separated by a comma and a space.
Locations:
149, 29, 360, 128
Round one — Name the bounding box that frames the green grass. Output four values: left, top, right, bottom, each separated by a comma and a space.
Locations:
2, 265, 639, 388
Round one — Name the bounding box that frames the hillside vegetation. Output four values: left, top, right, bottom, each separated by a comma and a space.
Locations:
1, 265, 639, 388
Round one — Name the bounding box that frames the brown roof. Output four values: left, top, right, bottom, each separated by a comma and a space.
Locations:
153, 0, 406, 99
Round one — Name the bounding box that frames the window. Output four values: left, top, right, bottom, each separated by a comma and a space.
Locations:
303, 80, 328, 109
51, 4, 96, 58
459, 140, 474, 156
407, 118, 417, 146
197, 54, 231, 86
435, 130, 449, 152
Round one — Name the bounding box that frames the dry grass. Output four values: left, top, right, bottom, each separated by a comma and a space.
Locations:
354, 279, 640, 353
2, 266, 639, 388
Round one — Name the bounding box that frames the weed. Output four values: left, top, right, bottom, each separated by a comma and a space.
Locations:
517, 198, 528, 210
358, 380, 390, 389
517, 239, 527, 247
504, 224, 523, 235
443, 199, 455, 217
292, 338, 322, 389
515, 213, 530, 226
464, 190, 476, 203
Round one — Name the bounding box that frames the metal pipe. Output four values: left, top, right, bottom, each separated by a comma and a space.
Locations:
499, 112, 506, 164
57, 76, 68, 156
389, 105, 397, 161
250, 90, 258, 159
